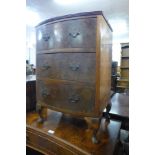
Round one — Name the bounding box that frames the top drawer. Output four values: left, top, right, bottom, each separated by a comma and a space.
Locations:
36, 17, 97, 51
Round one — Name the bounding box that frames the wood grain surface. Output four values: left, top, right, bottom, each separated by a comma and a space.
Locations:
27, 110, 121, 155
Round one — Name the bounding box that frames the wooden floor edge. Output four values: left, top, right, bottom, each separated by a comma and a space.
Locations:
26, 125, 90, 155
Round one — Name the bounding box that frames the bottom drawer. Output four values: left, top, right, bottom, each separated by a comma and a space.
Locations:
37, 79, 95, 116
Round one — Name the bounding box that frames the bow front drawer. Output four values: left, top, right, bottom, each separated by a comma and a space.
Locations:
37, 53, 96, 83
37, 79, 95, 115
36, 17, 97, 51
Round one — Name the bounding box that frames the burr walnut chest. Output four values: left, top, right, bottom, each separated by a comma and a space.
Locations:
36, 11, 112, 119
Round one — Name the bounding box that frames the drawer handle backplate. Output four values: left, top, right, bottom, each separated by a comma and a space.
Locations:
69, 32, 80, 38
42, 65, 51, 70
69, 64, 80, 71
43, 35, 50, 41
69, 95, 80, 103
41, 89, 50, 98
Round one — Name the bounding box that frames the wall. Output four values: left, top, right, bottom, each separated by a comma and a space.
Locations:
26, 25, 36, 66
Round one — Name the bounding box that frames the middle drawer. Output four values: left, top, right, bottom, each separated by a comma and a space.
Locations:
37, 52, 96, 83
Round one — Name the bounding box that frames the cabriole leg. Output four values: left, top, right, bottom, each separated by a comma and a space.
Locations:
84, 115, 102, 144
37, 106, 47, 123
105, 101, 112, 122
91, 116, 102, 144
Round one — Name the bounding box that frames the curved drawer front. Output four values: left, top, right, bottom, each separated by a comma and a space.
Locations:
37, 79, 95, 114
37, 53, 96, 83
27, 130, 75, 155
36, 17, 97, 51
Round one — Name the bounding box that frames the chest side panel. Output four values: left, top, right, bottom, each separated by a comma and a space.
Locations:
95, 15, 112, 113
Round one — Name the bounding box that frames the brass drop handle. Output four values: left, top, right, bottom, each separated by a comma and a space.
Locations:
42, 65, 50, 70
69, 95, 80, 103
43, 34, 50, 41
69, 32, 80, 38
69, 64, 80, 71
41, 89, 50, 98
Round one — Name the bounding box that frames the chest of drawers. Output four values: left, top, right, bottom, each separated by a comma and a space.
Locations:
36, 11, 112, 117
36, 11, 112, 127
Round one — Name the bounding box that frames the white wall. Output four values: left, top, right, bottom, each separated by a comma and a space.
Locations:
26, 25, 36, 66
112, 43, 121, 66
